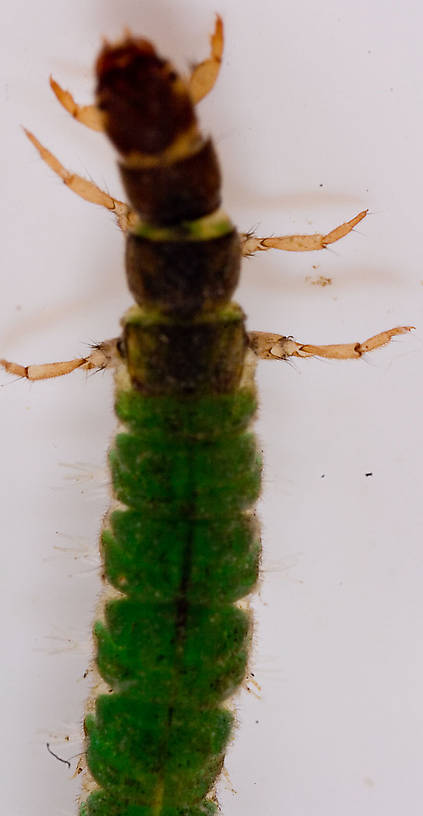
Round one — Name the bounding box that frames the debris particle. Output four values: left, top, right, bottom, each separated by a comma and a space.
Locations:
46, 742, 71, 769
305, 275, 332, 287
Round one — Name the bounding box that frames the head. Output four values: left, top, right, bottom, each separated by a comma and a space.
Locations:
96, 36, 197, 157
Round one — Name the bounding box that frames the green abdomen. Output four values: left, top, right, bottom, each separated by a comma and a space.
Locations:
81, 329, 261, 815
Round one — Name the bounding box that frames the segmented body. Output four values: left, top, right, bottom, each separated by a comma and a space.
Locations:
80, 37, 261, 816
3, 20, 412, 816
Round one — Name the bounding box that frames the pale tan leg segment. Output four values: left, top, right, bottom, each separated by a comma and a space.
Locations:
0, 340, 118, 381
50, 16, 223, 124
49, 77, 104, 131
189, 15, 224, 103
24, 130, 136, 232
240, 210, 368, 255
249, 326, 414, 361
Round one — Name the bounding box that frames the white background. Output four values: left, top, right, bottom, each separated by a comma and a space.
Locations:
1, 1, 423, 814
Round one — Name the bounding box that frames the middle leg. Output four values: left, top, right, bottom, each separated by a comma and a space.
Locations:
240, 210, 368, 255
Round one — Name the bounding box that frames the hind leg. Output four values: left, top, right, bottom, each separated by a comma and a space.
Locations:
249, 326, 414, 361
0, 340, 118, 381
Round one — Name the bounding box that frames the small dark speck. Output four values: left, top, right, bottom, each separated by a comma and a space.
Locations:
365, 472, 373, 477
321, 474, 325, 478
255, 720, 259, 724
319, 183, 323, 187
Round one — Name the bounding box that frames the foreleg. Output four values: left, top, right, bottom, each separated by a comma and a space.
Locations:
189, 15, 224, 103
49, 76, 104, 131
50, 15, 224, 126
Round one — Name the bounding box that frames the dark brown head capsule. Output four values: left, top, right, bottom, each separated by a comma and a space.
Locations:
96, 36, 196, 156
95, 36, 222, 224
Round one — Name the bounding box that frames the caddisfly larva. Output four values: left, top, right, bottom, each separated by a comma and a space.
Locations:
2, 15, 414, 816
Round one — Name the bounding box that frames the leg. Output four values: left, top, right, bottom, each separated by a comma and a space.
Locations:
0, 340, 118, 381
24, 130, 136, 232
249, 326, 414, 361
51, 15, 223, 121
240, 210, 367, 255
49, 76, 104, 131
189, 15, 224, 103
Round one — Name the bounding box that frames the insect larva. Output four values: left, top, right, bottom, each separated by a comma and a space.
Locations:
3, 6, 420, 816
